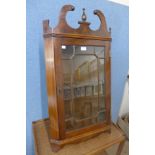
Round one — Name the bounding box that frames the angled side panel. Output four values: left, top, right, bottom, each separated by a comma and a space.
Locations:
43, 36, 60, 139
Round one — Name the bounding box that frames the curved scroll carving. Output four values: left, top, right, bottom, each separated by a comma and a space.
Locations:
57, 5, 75, 28
43, 5, 111, 39
93, 10, 108, 34
53, 4, 76, 33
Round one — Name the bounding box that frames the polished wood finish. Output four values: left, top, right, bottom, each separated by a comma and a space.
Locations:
44, 38, 60, 139
43, 4, 112, 151
32, 119, 125, 155
43, 5, 111, 38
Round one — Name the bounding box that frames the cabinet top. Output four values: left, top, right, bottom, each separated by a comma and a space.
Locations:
43, 5, 111, 41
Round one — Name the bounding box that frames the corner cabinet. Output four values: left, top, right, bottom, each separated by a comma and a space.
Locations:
43, 5, 112, 152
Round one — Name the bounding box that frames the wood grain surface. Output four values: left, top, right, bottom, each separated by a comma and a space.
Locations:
33, 119, 125, 155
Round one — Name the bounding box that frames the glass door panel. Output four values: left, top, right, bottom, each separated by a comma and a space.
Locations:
61, 45, 105, 131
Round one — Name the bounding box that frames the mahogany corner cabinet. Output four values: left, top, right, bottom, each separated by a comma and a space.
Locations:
43, 5, 112, 152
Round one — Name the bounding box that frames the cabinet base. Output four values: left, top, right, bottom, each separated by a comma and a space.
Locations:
33, 118, 111, 152
50, 124, 111, 152
33, 118, 127, 155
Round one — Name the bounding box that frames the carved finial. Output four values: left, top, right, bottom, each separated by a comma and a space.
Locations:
81, 8, 87, 22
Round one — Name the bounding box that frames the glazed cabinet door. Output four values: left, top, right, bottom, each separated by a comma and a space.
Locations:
60, 45, 106, 132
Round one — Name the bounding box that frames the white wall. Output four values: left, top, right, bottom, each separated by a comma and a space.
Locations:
119, 77, 129, 117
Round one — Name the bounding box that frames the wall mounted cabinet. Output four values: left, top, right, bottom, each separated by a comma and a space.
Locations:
43, 5, 112, 152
